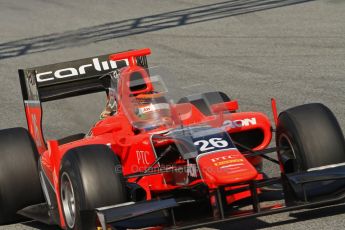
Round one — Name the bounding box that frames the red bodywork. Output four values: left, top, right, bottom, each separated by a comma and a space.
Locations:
25, 49, 272, 228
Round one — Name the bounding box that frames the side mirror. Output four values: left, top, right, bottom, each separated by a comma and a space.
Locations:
211, 101, 239, 113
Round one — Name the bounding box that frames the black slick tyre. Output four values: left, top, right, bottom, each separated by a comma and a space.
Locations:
276, 103, 345, 199
276, 103, 345, 173
0, 127, 44, 224
59, 145, 127, 230
178, 91, 231, 116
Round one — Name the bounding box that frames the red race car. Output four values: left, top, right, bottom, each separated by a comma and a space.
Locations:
1, 48, 345, 229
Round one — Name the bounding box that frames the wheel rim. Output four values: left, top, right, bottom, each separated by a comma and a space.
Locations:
278, 134, 300, 173
61, 172, 76, 228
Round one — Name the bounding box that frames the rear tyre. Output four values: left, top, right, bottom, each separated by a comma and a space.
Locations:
60, 145, 127, 230
276, 103, 345, 172
0, 128, 44, 224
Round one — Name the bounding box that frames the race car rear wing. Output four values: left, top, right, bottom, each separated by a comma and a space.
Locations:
19, 51, 148, 102
18, 48, 150, 153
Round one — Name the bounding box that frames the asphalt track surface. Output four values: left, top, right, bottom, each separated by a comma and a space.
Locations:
0, 0, 345, 229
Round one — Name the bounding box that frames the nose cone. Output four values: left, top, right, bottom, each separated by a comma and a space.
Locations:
197, 149, 258, 188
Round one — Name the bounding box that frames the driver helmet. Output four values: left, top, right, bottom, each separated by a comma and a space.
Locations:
126, 69, 172, 130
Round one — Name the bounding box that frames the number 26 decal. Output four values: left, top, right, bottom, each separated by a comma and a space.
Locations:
194, 137, 229, 152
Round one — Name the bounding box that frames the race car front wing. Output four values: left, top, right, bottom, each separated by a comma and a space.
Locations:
95, 164, 345, 229
96, 198, 178, 230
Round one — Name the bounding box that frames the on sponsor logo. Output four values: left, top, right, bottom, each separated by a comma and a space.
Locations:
223, 118, 257, 128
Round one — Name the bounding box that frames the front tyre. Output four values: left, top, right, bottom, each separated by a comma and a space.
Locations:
60, 145, 127, 230
276, 103, 345, 172
276, 103, 345, 199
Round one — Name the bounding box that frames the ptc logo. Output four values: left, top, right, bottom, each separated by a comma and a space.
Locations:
211, 155, 235, 163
